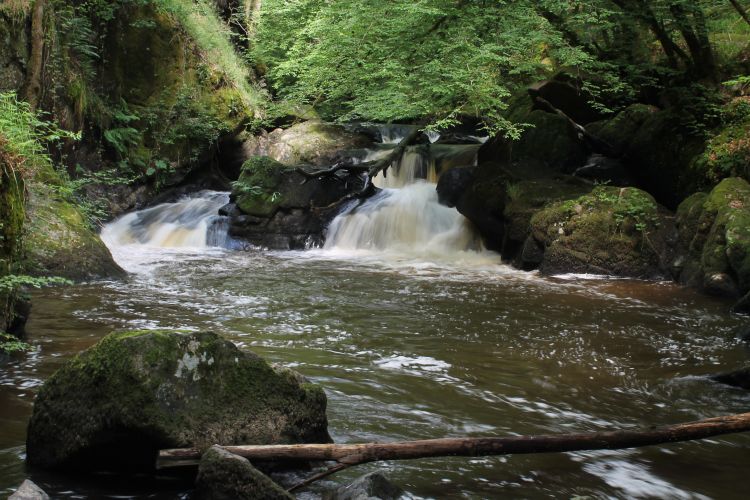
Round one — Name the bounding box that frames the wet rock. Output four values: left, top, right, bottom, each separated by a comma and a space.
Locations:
586, 104, 658, 157
530, 186, 676, 278
712, 367, 750, 390
242, 120, 373, 167
26, 330, 331, 471
229, 156, 365, 249
328, 472, 405, 500
674, 178, 750, 299
9, 480, 49, 500
436, 167, 476, 207
573, 154, 636, 186
194, 445, 293, 500
527, 72, 608, 125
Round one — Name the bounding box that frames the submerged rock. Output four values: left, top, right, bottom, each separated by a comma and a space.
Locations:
8, 480, 49, 500
712, 367, 750, 390
194, 445, 293, 500
327, 472, 406, 500
674, 178, 750, 304
26, 330, 331, 471
242, 120, 373, 167
229, 156, 365, 249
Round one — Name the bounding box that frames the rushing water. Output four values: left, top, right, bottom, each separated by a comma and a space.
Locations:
2, 135, 750, 498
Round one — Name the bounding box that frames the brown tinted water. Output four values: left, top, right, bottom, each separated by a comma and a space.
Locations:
1, 246, 749, 499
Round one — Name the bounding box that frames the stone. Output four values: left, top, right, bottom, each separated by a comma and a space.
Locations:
530, 186, 675, 278
229, 156, 365, 249
194, 445, 293, 500
9, 480, 49, 500
436, 167, 476, 207
675, 178, 750, 298
712, 367, 750, 390
26, 330, 331, 471
242, 120, 373, 167
328, 472, 405, 500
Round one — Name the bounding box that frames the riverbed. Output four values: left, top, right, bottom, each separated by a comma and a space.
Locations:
2, 241, 749, 498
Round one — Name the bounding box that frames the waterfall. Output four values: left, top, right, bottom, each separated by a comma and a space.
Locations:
325, 127, 494, 259
101, 191, 230, 248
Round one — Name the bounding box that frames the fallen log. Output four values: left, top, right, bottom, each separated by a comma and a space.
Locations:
158, 412, 750, 486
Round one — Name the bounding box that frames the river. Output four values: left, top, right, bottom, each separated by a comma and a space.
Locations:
2, 138, 750, 498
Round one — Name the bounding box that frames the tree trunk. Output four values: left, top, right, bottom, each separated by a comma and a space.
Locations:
158, 411, 750, 471
669, 3, 717, 80
729, 0, 750, 29
24, 0, 46, 111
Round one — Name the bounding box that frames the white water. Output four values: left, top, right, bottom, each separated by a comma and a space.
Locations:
325, 133, 497, 263
101, 191, 230, 249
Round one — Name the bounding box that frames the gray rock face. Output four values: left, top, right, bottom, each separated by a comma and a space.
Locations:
194, 445, 293, 500
328, 472, 405, 500
26, 330, 331, 471
9, 480, 49, 500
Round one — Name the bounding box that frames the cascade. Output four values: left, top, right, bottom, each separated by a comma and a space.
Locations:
101, 191, 230, 248
324, 126, 493, 259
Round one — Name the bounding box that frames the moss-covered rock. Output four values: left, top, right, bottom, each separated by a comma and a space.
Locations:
22, 165, 124, 281
530, 186, 674, 278
586, 103, 659, 156
229, 156, 365, 249
242, 120, 372, 167
194, 445, 293, 500
0, 147, 26, 333
26, 330, 331, 470
675, 178, 750, 299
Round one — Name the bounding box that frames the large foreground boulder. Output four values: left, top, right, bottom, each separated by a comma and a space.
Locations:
26, 330, 331, 470
194, 445, 293, 500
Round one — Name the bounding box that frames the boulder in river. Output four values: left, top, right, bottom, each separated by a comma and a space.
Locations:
326, 471, 405, 500
194, 445, 293, 500
530, 186, 676, 278
674, 177, 750, 305
26, 330, 331, 471
229, 156, 365, 249
712, 367, 750, 390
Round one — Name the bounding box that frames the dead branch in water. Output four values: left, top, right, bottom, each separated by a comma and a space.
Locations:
157, 411, 750, 491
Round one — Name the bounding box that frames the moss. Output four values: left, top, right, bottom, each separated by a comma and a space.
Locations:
233, 156, 290, 217
22, 163, 123, 281
530, 186, 667, 277
0, 144, 25, 332
26, 330, 331, 470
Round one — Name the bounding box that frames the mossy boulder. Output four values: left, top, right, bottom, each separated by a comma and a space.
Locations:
26, 330, 331, 470
242, 120, 372, 167
530, 186, 675, 278
194, 445, 293, 500
229, 156, 364, 249
23, 166, 124, 281
586, 104, 659, 156
1, 149, 27, 333
674, 178, 750, 300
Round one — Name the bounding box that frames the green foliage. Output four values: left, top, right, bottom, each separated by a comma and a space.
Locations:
253, 0, 591, 136
696, 97, 750, 183
0, 332, 30, 354
0, 274, 73, 294
588, 186, 660, 233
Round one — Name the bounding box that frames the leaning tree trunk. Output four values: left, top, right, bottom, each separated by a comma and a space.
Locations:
25, 0, 47, 112
729, 0, 750, 29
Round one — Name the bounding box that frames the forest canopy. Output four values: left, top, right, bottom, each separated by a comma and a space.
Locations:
251, 0, 750, 135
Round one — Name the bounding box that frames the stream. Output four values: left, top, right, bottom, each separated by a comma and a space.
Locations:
2, 135, 750, 499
